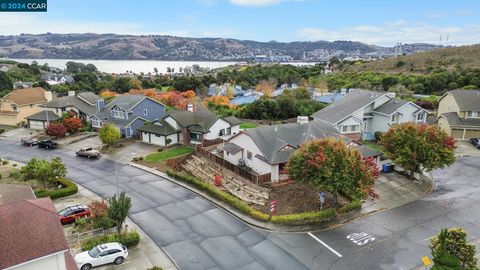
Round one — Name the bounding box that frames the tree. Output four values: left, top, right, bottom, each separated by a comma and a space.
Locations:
380, 123, 456, 178
286, 138, 378, 204
46, 123, 67, 137
255, 79, 276, 97
0, 72, 13, 92
108, 192, 132, 234
99, 123, 121, 145
20, 157, 67, 189
430, 228, 477, 270
63, 117, 83, 133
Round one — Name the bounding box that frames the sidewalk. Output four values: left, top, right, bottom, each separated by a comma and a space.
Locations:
55, 184, 177, 270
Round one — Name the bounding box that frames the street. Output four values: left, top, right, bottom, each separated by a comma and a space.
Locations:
1, 139, 479, 270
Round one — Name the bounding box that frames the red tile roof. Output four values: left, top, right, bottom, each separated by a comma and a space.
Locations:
0, 198, 70, 269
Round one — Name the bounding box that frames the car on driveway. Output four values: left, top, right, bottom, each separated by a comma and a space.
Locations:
76, 147, 101, 158
75, 242, 128, 270
37, 140, 58, 149
20, 138, 39, 146
58, 205, 91, 225
470, 138, 480, 149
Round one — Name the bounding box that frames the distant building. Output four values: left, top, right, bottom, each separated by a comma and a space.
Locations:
13, 81, 33, 89
41, 74, 75, 85
0, 87, 53, 126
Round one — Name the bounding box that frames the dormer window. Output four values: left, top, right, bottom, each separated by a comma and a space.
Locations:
416, 113, 425, 122
391, 113, 400, 124
111, 107, 127, 119
467, 111, 479, 118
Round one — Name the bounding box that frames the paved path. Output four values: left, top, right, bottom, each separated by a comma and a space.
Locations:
0, 140, 308, 270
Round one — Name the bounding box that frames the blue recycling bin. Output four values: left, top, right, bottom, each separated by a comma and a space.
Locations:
382, 163, 392, 173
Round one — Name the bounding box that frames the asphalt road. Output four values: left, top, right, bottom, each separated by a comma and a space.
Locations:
2, 139, 480, 270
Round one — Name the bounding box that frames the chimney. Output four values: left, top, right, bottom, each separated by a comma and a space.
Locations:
297, 116, 309, 124
96, 99, 106, 112
44, 91, 53, 102
187, 103, 194, 112
68, 91, 75, 97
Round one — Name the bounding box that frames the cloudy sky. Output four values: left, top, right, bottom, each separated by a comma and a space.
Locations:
1, 0, 479, 46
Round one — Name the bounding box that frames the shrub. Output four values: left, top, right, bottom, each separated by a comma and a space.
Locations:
35, 177, 78, 199
374, 131, 384, 141
0, 128, 5, 134
92, 217, 115, 230
147, 267, 163, 270
271, 209, 337, 225
338, 200, 362, 214
89, 200, 108, 218
74, 217, 90, 232
46, 123, 67, 137
9, 171, 20, 179
2, 160, 8, 165
63, 117, 83, 133
81, 231, 140, 251
12, 163, 17, 167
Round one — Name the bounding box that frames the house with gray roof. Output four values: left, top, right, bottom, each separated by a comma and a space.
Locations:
312, 89, 429, 140
91, 95, 166, 138
138, 110, 241, 146
221, 118, 359, 182
437, 89, 480, 139
46, 91, 101, 121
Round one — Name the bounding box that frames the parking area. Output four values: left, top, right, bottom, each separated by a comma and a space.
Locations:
54, 185, 177, 270
0, 127, 43, 141
455, 140, 480, 157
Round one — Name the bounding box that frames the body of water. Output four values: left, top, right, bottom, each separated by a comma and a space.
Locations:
12, 58, 317, 74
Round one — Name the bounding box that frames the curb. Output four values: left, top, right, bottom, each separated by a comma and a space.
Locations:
129, 162, 366, 233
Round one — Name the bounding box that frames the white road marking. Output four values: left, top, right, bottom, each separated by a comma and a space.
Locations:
308, 232, 343, 258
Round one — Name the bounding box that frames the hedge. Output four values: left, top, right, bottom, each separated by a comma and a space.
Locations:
35, 177, 78, 199
81, 231, 140, 251
166, 170, 358, 225
338, 200, 362, 214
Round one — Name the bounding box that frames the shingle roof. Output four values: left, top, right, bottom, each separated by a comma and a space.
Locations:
241, 121, 346, 164
46, 92, 100, 116
312, 89, 391, 124
25, 110, 61, 121
93, 95, 151, 128
166, 110, 219, 133
448, 89, 480, 111
354, 145, 383, 158
220, 142, 243, 155
1, 87, 48, 105
0, 184, 35, 205
0, 198, 69, 269
137, 120, 178, 136
374, 99, 408, 115
440, 112, 480, 128
224, 116, 241, 125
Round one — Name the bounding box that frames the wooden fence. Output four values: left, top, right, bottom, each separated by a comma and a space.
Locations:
201, 138, 225, 147
165, 152, 194, 171
196, 146, 271, 185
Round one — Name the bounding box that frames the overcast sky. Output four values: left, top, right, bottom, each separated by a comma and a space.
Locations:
1, 0, 479, 46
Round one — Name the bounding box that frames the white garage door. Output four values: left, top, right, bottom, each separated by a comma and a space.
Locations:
29, 120, 45, 129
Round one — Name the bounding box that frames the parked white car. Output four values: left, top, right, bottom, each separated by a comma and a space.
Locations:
75, 242, 128, 270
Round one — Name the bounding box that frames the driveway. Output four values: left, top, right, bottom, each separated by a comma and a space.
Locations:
0, 127, 42, 141
456, 140, 480, 157
0, 139, 308, 270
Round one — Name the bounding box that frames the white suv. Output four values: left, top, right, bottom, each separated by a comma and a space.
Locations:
75, 242, 128, 270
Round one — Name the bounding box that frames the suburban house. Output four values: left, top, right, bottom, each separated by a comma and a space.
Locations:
0, 87, 53, 126
46, 91, 102, 121
25, 110, 61, 129
138, 110, 241, 146
0, 197, 78, 270
13, 81, 33, 89
437, 89, 480, 139
219, 118, 380, 182
91, 95, 166, 138
41, 74, 75, 85
312, 89, 429, 140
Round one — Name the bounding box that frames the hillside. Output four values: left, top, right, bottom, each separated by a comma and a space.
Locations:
343, 44, 480, 74
0, 33, 384, 61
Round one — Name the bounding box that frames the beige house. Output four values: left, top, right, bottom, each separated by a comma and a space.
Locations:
437, 89, 480, 139
0, 87, 53, 126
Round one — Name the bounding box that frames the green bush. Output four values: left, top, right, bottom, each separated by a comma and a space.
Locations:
147, 267, 163, 270
157, 148, 164, 152
271, 209, 337, 225
0, 128, 5, 134
35, 177, 78, 199
338, 200, 362, 214
81, 231, 140, 251
92, 217, 115, 230
9, 171, 20, 179
2, 160, 8, 165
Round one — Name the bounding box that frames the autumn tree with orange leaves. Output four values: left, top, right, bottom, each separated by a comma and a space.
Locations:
255, 78, 277, 97
380, 123, 456, 179
287, 138, 379, 204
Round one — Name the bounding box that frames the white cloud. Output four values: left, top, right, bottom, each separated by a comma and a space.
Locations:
298, 22, 480, 46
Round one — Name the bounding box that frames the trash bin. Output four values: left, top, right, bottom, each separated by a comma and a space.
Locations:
382, 163, 392, 173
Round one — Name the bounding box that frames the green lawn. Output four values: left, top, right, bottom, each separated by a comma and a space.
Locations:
145, 146, 194, 162
160, 86, 171, 92
240, 123, 258, 129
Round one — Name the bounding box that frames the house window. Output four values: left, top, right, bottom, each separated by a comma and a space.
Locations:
12, 105, 17, 111
467, 111, 479, 118
112, 108, 126, 119
391, 113, 400, 123
342, 125, 348, 132
226, 127, 231, 135
190, 132, 201, 142
92, 119, 102, 128
219, 129, 225, 136
144, 109, 148, 116
341, 125, 359, 133
247, 151, 252, 160
416, 113, 425, 122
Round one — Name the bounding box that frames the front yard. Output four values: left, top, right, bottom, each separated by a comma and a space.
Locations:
144, 146, 194, 162
240, 123, 258, 129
